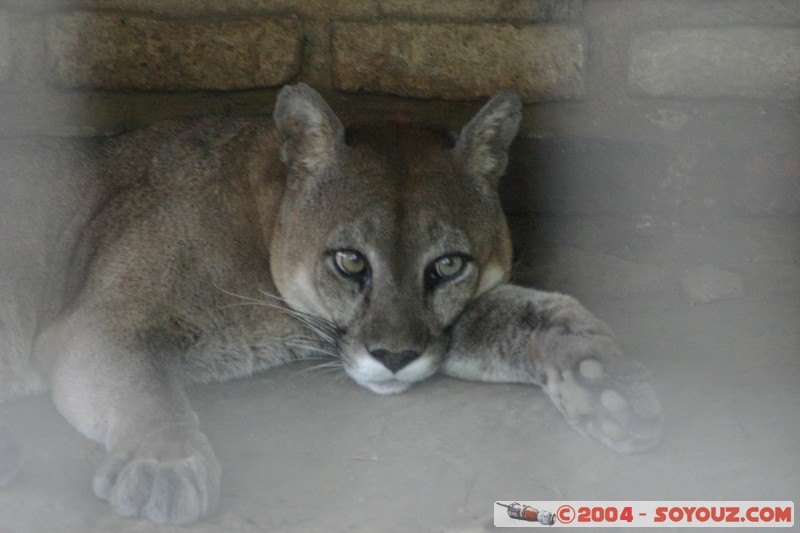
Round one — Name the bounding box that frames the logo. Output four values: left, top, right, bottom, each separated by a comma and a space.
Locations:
493, 501, 793, 528
496, 502, 556, 526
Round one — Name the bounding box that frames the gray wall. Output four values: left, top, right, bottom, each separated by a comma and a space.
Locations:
1, 0, 798, 297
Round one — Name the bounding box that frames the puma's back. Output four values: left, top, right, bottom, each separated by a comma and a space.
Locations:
0, 117, 283, 398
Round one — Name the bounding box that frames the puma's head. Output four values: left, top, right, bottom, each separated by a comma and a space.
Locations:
270, 84, 520, 395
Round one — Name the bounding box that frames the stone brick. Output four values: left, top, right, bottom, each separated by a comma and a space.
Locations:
628, 28, 800, 99
332, 22, 585, 102
10, 0, 378, 18
45, 13, 303, 91
0, 14, 13, 84
378, 0, 580, 21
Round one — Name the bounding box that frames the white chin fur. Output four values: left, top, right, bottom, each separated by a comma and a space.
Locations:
346, 351, 439, 395
358, 378, 413, 395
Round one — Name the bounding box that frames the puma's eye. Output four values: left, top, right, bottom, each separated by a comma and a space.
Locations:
334, 250, 367, 277
434, 255, 465, 279
425, 254, 469, 290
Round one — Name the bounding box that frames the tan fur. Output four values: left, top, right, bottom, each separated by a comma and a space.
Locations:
0, 85, 661, 525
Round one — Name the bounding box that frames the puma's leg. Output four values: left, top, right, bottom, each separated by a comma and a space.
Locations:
1, 289, 47, 488
0, 422, 22, 487
34, 313, 221, 525
443, 284, 663, 453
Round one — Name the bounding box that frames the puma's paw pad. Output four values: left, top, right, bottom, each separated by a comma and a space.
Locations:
93, 430, 221, 525
541, 355, 663, 454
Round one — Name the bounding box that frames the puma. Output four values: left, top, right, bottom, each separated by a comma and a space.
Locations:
0, 84, 662, 524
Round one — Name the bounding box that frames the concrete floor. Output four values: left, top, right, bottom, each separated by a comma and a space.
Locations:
1, 283, 798, 532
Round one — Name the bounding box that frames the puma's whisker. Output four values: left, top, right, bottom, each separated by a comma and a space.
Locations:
294, 361, 344, 376
214, 286, 338, 345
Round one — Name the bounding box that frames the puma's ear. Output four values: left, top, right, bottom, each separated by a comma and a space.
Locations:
455, 89, 522, 185
273, 83, 345, 176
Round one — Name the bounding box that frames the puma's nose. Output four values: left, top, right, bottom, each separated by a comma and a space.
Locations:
368, 348, 421, 374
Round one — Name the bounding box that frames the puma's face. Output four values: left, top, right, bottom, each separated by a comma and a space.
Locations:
275, 126, 512, 395
271, 84, 521, 394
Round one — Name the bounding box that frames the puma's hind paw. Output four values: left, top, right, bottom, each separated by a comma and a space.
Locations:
534, 332, 663, 454
93, 425, 221, 525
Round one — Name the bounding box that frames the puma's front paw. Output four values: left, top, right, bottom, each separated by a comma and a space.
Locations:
92, 424, 221, 525
534, 327, 663, 454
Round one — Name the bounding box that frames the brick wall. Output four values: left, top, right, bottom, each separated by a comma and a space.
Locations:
0, 0, 798, 219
